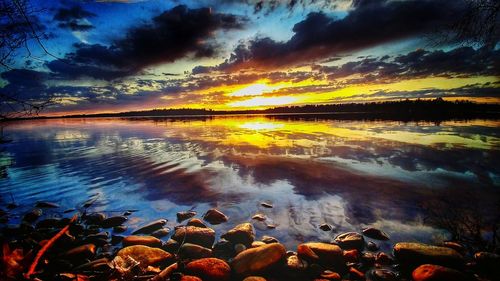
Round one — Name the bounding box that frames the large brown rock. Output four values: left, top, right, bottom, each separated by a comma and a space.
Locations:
171, 226, 215, 248
132, 219, 167, 234
179, 243, 213, 259
203, 209, 228, 225
116, 245, 173, 267
122, 235, 162, 248
221, 223, 255, 247
412, 264, 469, 281
362, 227, 390, 240
231, 243, 286, 278
393, 242, 464, 268
297, 242, 344, 268
185, 258, 231, 281
334, 232, 364, 250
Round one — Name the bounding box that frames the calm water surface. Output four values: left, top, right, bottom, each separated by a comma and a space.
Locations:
0, 116, 499, 250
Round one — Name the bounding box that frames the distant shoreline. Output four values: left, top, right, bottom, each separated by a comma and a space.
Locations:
4, 99, 500, 122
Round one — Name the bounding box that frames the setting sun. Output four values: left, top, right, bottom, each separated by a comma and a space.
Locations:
229, 83, 282, 97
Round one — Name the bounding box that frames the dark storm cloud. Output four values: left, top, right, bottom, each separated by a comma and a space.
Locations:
196, 0, 466, 72
314, 46, 500, 82
47, 5, 247, 80
53, 5, 96, 31
0, 69, 49, 101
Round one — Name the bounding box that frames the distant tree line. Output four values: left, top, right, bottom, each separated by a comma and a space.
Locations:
42, 98, 499, 122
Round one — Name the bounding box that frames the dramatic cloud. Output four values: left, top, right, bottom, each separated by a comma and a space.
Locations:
47, 5, 247, 80
53, 5, 96, 31
196, 0, 466, 72
314, 46, 500, 82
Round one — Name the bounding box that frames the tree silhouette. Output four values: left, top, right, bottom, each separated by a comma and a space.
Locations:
0, 0, 55, 120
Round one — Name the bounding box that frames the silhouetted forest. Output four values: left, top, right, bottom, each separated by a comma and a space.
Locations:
22, 98, 500, 121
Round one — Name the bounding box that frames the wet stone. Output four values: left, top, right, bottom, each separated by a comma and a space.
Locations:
185, 258, 231, 281
203, 209, 228, 225
362, 227, 390, 240
116, 245, 173, 267
171, 226, 216, 248
122, 235, 162, 248
132, 219, 167, 234
368, 268, 398, 281
234, 243, 247, 254
231, 243, 287, 278
113, 225, 127, 233
261, 235, 279, 244
177, 211, 197, 222
252, 213, 266, 221
334, 232, 365, 250
151, 227, 170, 238
100, 216, 127, 228
297, 242, 344, 269
412, 264, 468, 281
319, 223, 332, 231
260, 202, 273, 208
61, 244, 96, 261
187, 218, 207, 228
221, 223, 255, 247
36, 218, 60, 229
393, 242, 464, 268
179, 243, 213, 260
84, 212, 106, 224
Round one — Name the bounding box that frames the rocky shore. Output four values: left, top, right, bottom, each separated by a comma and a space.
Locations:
1, 202, 499, 281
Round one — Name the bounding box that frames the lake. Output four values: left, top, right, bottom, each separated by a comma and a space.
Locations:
0, 116, 499, 251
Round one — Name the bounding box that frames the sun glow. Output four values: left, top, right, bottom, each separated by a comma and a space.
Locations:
228, 96, 298, 108
229, 83, 282, 97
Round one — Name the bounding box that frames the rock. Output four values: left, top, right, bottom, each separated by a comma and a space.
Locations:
297, 242, 343, 268
177, 211, 197, 222
261, 235, 279, 244
368, 269, 397, 281
179, 243, 213, 259
132, 219, 167, 234
349, 267, 365, 280
334, 232, 364, 250
113, 225, 127, 233
231, 243, 286, 278
185, 258, 231, 281
367, 241, 379, 251
151, 228, 170, 238
443, 241, 465, 254
187, 218, 207, 228
320, 271, 341, 280
393, 242, 464, 268
285, 254, 308, 272
412, 264, 468, 281
122, 235, 162, 248
243, 277, 267, 281
266, 223, 276, 229
35, 201, 60, 208
163, 239, 181, 253
74, 257, 111, 272
260, 202, 273, 208
234, 243, 247, 254
252, 213, 266, 221
221, 223, 255, 247
343, 249, 359, 263
84, 213, 106, 224
203, 209, 228, 225
62, 244, 96, 261
100, 216, 127, 228
252, 241, 266, 248
213, 239, 233, 259
361, 252, 376, 265
319, 223, 332, 231
180, 276, 202, 281
375, 252, 393, 264
23, 208, 42, 222
116, 245, 173, 267
362, 227, 390, 240
171, 226, 216, 248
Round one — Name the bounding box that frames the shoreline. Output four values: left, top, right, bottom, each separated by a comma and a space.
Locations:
1, 202, 498, 281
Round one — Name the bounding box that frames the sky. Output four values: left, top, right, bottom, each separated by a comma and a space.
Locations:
0, 0, 499, 115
